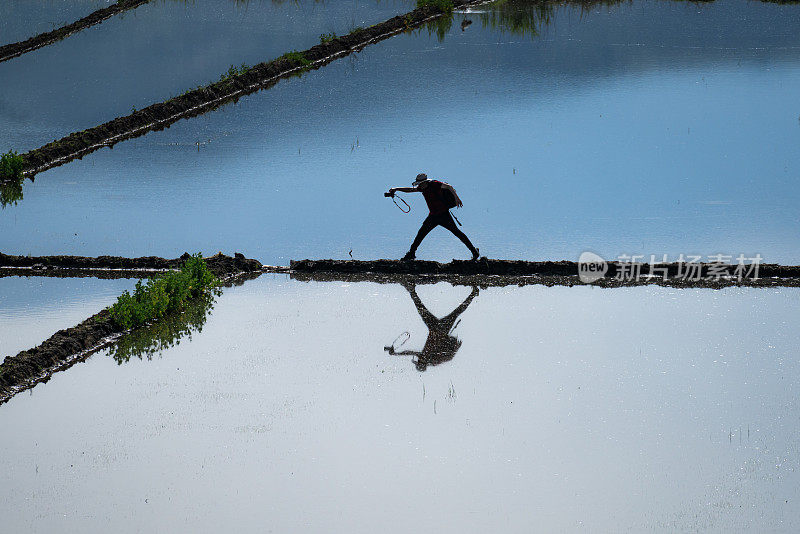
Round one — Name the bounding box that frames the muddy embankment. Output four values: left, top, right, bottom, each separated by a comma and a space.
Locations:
0, 252, 262, 404
0, 0, 150, 64
0, 251, 263, 278
13, 0, 479, 180
289, 259, 800, 288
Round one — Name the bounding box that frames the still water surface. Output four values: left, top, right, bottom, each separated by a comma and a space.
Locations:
0, 275, 798, 532
0, 0, 414, 152
0, 0, 103, 45
1, 1, 798, 264
0, 276, 137, 356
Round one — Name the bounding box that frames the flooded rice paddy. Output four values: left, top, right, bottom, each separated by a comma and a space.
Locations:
2, 0, 799, 531
0, 276, 136, 357
0, 0, 104, 46
1, 275, 799, 532
0, 0, 414, 153
1, 0, 799, 264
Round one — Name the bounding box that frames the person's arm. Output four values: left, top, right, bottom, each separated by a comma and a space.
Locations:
385, 347, 423, 357
387, 186, 419, 196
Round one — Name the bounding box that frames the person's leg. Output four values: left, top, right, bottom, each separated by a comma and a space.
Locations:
406, 214, 438, 257
405, 284, 439, 329
440, 212, 479, 258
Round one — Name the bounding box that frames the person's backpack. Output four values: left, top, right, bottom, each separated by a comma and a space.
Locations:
432, 180, 459, 209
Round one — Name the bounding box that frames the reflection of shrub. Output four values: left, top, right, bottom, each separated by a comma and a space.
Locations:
478, 0, 556, 38
1, 179, 23, 208
426, 15, 453, 41
108, 291, 215, 364
417, 0, 454, 12
110, 254, 219, 330
0, 150, 24, 181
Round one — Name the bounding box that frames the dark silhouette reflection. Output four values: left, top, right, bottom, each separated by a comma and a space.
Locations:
108, 291, 217, 364
385, 282, 479, 371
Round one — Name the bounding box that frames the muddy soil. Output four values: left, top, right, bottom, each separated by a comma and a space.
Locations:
289, 259, 800, 288
0, 308, 120, 403
0, 268, 162, 280
0, 252, 261, 404
14, 0, 481, 179
0, 0, 150, 63
0, 251, 262, 277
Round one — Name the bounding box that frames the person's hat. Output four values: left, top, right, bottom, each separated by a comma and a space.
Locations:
412, 173, 428, 186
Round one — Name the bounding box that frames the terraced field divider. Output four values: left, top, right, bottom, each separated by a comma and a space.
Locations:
3, 251, 800, 404
0, 252, 263, 405
0, 0, 151, 63
12, 0, 483, 180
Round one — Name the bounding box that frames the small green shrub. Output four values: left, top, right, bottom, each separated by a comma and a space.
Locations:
108, 290, 215, 364
319, 32, 337, 44
0, 150, 24, 181
416, 0, 454, 12
281, 51, 311, 67
109, 254, 219, 330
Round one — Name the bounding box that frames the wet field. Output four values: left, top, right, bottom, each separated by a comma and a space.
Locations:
2, 0, 799, 264
0, 0, 415, 152
0, 276, 136, 356
1, 275, 799, 531
1, 0, 103, 45
1, 0, 800, 531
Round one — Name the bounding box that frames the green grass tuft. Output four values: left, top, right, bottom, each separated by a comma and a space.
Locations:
416, 0, 454, 12
0, 150, 24, 181
109, 254, 219, 330
319, 32, 337, 44
281, 51, 311, 67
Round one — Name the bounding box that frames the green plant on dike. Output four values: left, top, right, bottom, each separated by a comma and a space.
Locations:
109, 254, 220, 330
219, 63, 250, 82
281, 50, 311, 67
416, 0, 454, 12
319, 32, 337, 44
0, 150, 24, 181
109, 289, 215, 364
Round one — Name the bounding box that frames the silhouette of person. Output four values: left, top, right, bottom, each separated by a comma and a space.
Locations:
385, 281, 479, 371
386, 173, 480, 261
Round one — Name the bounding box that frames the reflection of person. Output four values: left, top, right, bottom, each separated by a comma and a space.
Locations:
386, 173, 480, 261
385, 282, 479, 372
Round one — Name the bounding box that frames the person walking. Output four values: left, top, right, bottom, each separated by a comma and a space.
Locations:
387, 173, 480, 261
